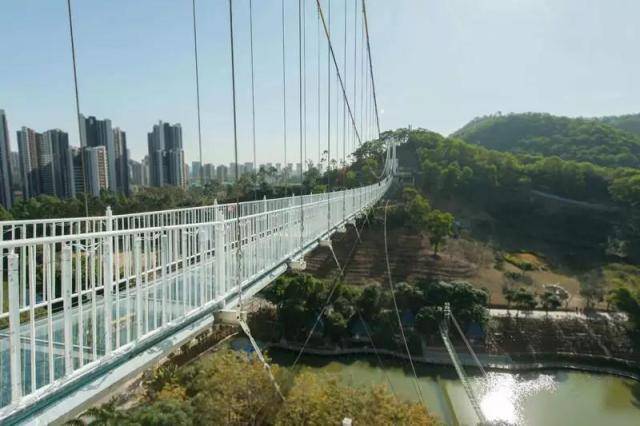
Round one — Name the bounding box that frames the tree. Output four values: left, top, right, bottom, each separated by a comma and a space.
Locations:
277, 372, 437, 425
0, 206, 12, 221
403, 187, 431, 231
185, 351, 284, 425
512, 287, 537, 313
608, 287, 640, 329
539, 290, 562, 316
356, 284, 383, 321
415, 306, 439, 337
502, 286, 516, 312
425, 210, 454, 257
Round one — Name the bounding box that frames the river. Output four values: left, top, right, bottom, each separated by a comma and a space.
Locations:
262, 347, 640, 425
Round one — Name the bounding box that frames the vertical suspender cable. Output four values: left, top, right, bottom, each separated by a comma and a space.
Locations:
249, 0, 257, 195
298, 0, 304, 249
228, 0, 242, 310
192, 0, 204, 187
281, 0, 288, 194
302, 0, 307, 176
362, 0, 381, 138
66, 0, 89, 217
353, 0, 358, 148
342, 0, 347, 167
327, 0, 331, 229
317, 8, 321, 167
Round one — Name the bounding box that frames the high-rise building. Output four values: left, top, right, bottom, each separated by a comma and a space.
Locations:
129, 159, 143, 187
79, 115, 117, 192
203, 163, 215, 182
9, 151, 21, 190
191, 161, 201, 182
17, 127, 41, 199
18, 128, 76, 199
147, 121, 185, 187
216, 164, 228, 182
113, 128, 130, 195
46, 130, 75, 199
83, 146, 109, 196
71, 147, 85, 195
244, 162, 254, 175
0, 110, 13, 208
141, 155, 150, 186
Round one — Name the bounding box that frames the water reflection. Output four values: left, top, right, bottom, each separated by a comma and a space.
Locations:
475, 372, 557, 424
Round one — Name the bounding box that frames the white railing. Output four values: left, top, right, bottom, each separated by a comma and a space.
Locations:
0, 177, 391, 412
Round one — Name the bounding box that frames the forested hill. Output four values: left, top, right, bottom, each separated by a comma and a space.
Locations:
452, 113, 640, 168
597, 113, 640, 137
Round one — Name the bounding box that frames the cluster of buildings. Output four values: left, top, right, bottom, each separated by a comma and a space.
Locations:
0, 109, 186, 209
190, 161, 304, 184
0, 107, 310, 210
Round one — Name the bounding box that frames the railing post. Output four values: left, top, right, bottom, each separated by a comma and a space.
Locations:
161, 234, 168, 325
199, 227, 207, 304
214, 201, 226, 298
62, 244, 73, 376
103, 206, 113, 354
8, 251, 22, 404
102, 238, 113, 354
134, 238, 143, 340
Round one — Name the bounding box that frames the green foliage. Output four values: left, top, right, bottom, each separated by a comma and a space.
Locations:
401, 186, 431, 231
539, 290, 562, 313
356, 284, 384, 321
608, 287, 640, 330
511, 287, 537, 311
453, 112, 640, 168
425, 210, 454, 256
503, 254, 535, 271
415, 306, 440, 336
598, 113, 640, 137
0, 206, 13, 221
417, 280, 488, 326
277, 372, 438, 425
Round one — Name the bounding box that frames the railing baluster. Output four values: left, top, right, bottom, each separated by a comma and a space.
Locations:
8, 252, 21, 403
62, 244, 73, 376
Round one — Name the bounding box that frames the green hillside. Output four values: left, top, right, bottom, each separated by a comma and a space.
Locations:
452, 112, 640, 168
597, 113, 640, 137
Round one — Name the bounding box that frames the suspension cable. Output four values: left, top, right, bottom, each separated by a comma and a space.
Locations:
66, 0, 89, 217
342, 0, 347, 167
355, 308, 398, 398
281, 0, 288, 193
362, 0, 381, 138
192, 0, 204, 187
249, 0, 257, 194
383, 201, 427, 408
317, 8, 321, 167
315, 0, 362, 146
227, 0, 242, 311
298, 0, 304, 250
451, 312, 487, 376
326, 0, 331, 229
291, 213, 370, 369
353, 0, 358, 148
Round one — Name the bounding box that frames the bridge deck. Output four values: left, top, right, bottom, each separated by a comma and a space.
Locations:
0, 178, 391, 423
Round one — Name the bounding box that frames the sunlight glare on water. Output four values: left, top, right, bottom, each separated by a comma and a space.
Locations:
476, 372, 557, 425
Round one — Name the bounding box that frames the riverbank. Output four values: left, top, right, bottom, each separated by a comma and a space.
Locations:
265, 340, 640, 382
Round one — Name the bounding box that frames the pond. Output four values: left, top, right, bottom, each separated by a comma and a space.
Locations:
264, 346, 640, 425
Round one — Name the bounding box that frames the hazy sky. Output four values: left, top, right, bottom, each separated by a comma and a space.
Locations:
1, 0, 638, 165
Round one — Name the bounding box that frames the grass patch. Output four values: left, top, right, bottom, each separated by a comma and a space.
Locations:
602, 263, 640, 289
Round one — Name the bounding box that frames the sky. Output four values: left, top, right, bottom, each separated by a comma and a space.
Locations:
1, 0, 639, 166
